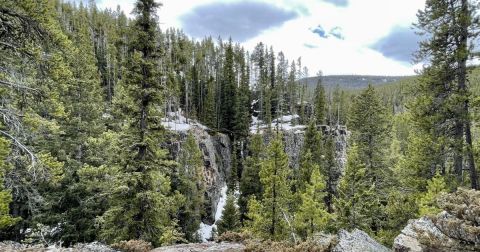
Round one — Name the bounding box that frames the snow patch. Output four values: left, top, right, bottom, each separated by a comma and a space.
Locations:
198, 185, 228, 242
161, 110, 208, 132
250, 114, 306, 133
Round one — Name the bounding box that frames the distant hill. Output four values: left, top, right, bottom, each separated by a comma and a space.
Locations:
299, 75, 413, 91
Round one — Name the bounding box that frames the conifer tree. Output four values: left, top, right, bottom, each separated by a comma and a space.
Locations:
217, 193, 240, 235
177, 133, 206, 242
294, 168, 331, 239
335, 145, 377, 234
220, 40, 237, 135
100, 0, 180, 246
246, 136, 291, 240
349, 85, 391, 193
418, 173, 447, 216
323, 135, 338, 213
314, 78, 327, 125
239, 134, 264, 221
415, 0, 479, 189
0, 137, 20, 230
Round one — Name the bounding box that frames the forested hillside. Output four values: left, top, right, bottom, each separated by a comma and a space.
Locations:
1, 0, 479, 251
299, 75, 410, 91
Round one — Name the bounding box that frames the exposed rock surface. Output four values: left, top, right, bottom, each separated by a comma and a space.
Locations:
151, 242, 245, 252
0, 241, 117, 252
165, 126, 231, 224
393, 188, 480, 252
331, 229, 391, 252
280, 125, 349, 195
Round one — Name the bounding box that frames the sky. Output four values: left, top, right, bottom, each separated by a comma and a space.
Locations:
92, 0, 426, 76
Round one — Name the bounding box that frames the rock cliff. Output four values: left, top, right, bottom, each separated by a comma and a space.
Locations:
165, 126, 232, 224
393, 188, 480, 252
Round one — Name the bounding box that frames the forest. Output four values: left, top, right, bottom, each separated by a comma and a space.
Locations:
1, 0, 480, 251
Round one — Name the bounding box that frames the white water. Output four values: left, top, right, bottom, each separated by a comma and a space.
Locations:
198, 185, 228, 242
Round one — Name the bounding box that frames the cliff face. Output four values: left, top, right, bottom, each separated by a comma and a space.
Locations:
165, 126, 231, 224
279, 125, 349, 192
165, 123, 349, 225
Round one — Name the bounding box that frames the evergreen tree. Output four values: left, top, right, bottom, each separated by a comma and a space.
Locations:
217, 193, 240, 235
323, 135, 338, 213
100, 0, 180, 246
177, 133, 206, 242
239, 134, 264, 221
294, 168, 331, 239
349, 85, 391, 193
219, 40, 237, 135
314, 78, 327, 125
415, 0, 479, 189
0, 137, 20, 230
335, 145, 377, 234
246, 136, 291, 240
233, 54, 252, 141
418, 173, 447, 216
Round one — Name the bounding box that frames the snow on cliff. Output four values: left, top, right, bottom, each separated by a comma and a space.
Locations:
161, 111, 207, 132
250, 114, 306, 133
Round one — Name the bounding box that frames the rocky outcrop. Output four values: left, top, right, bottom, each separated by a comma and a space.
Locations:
393, 188, 480, 252
151, 242, 245, 252
165, 126, 232, 224
280, 125, 349, 195
0, 241, 117, 252
331, 229, 390, 252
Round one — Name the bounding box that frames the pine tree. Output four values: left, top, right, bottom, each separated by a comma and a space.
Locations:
246, 136, 291, 240
418, 173, 447, 216
335, 145, 377, 234
415, 0, 479, 189
0, 137, 20, 230
233, 53, 252, 141
303, 121, 323, 165
349, 85, 391, 193
314, 78, 327, 125
323, 135, 338, 213
217, 193, 240, 235
177, 133, 206, 242
294, 168, 331, 239
239, 134, 264, 221
100, 0, 180, 246
219, 40, 237, 135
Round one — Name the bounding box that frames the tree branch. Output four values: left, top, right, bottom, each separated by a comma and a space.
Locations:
0, 79, 38, 92
0, 130, 36, 167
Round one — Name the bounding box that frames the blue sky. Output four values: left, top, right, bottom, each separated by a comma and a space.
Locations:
93, 0, 426, 75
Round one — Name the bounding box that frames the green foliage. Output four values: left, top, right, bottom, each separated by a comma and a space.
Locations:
217, 193, 241, 235
176, 133, 206, 242
0, 138, 20, 230
335, 145, 377, 234
349, 85, 391, 191
418, 173, 447, 216
378, 191, 418, 246
99, 0, 180, 246
246, 136, 291, 240
239, 134, 264, 221
294, 168, 331, 240
314, 80, 327, 125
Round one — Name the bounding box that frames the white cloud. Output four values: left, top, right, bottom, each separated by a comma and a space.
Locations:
95, 0, 426, 75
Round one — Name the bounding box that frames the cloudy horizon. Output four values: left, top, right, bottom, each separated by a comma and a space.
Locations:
88, 0, 426, 76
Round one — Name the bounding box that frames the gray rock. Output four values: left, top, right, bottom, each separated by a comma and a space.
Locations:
151, 242, 245, 252
269, 125, 349, 194
333, 229, 391, 252
165, 126, 232, 224
0, 241, 117, 252
393, 212, 479, 251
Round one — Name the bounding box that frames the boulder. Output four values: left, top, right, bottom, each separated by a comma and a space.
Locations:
332, 229, 391, 252
393, 188, 480, 252
151, 242, 245, 252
